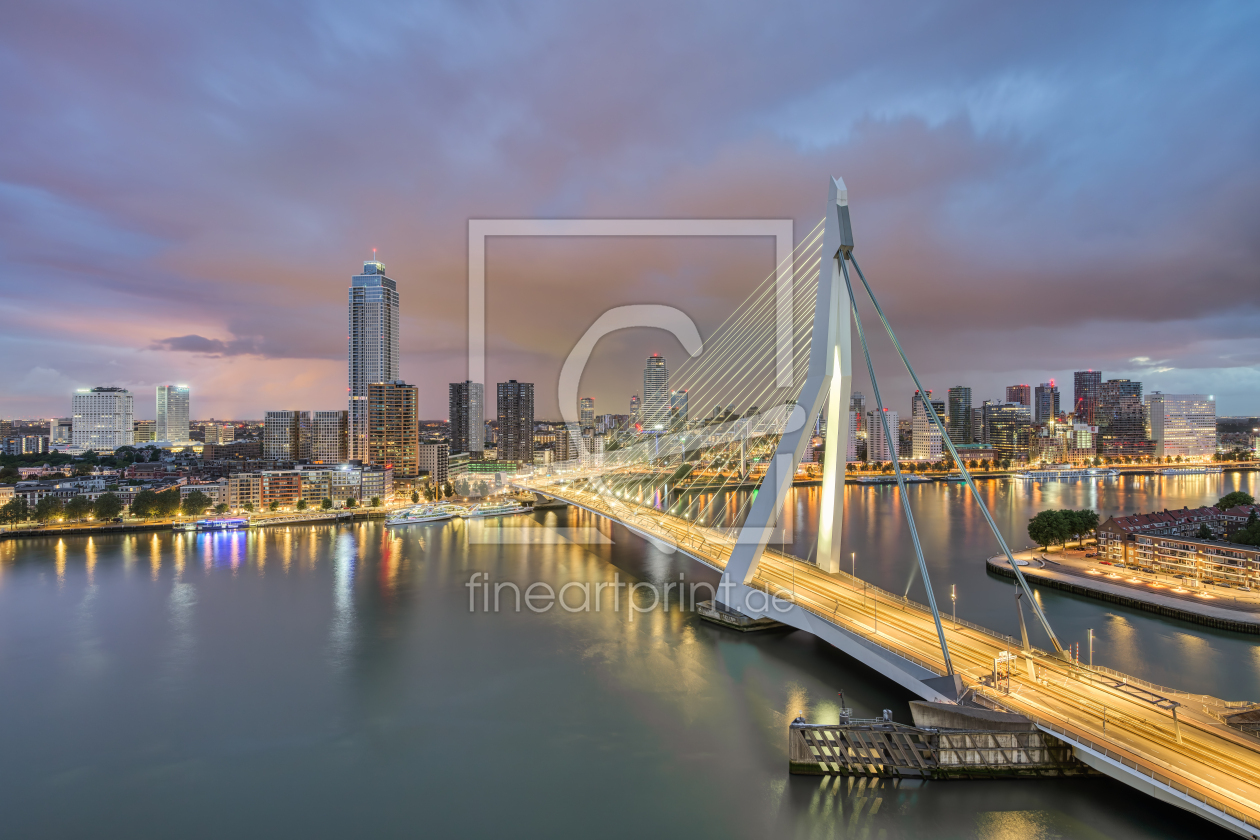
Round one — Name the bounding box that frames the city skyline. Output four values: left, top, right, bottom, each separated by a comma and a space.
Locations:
1, 3, 1257, 420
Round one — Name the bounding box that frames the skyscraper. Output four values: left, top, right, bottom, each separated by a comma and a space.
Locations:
629, 395, 640, 427
580, 397, 594, 430
1097, 379, 1153, 458
449, 381, 484, 456
312, 410, 349, 463
947, 386, 972, 445
911, 390, 942, 460
72, 387, 134, 450
155, 384, 190, 442
1073, 370, 1102, 424
1146, 393, 1216, 458
849, 391, 867, 437
1005, 384, 1031, 406
348, 260, 400, 461
866, 409, 898, 462
263, 411, 311, 460
985, 403, 1032, 463
642, 354, 669, 432
368, 380, 418, 477
497, 380, 535, 464
1033, 381, 1060, 424
669, 389, 688, 428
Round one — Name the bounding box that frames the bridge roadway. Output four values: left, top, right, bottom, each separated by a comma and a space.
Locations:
521, 479, 1260, 836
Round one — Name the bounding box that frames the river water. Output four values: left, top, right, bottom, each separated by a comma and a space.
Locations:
0, 472, 1255, 838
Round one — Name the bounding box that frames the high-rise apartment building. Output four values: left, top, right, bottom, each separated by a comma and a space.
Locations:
263, 411, 311, 460
418, 442, 449, 486
1073, 370, 1102, 424
449, 381, 484, 455
72, 387, 134, 450
1033, 381, 1060, 424
155, 384, 190, 442
1097, 379, 1153, 458
579, 397, 595, 429
911, 390, 943, 460
846, 410, 859, 461
642, 354, 669, 432
849, 392, 867, 438
1006, 384, 1031, 406
985, 403, 1032, 463
348, 260, 399, 461
368, 381, 418, 477
133, 419, 156, 444
947, 386, 972, 445
629, 395, 640, 426
866, 409, 898, 462
1146, 393, 1216, 458
312, 410, 349, 463
497, 380, 535, 464
670, 389, 689, 428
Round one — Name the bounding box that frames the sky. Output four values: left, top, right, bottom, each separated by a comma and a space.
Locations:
1, 0, 1258, 422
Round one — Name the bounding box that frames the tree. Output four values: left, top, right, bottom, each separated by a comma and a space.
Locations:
0, 465, 18, 484
1028, 509, 1069, 549
371, 496, 382, 507
214, 503, 229, 514
33, 496, 65, 523
94, 493, 124, 521
297, 498, 308, 511
243, 502, 255, 513
155, 491, 181, 518
0, 497, 29, 525
1000, 458, 1011, 471
321, 497, 333, 510
1197, 523, 1213, 540
1075, 509, 1100, 544
346, 497, 358, 509
980, 459, 990, 472
1217, 491, 1256, 511
64, 495, 93, 521
411, 490, 420, 504
269, 500, 280, 511
130, 489, 159, 518
181, 490, 212, 517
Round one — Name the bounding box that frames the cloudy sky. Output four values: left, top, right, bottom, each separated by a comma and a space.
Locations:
2, 0, 1258, 421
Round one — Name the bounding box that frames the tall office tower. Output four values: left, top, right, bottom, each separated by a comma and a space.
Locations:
971, 406, 986, 445
1005, 384, 1031, 406
368, 381, 419, 477
849, 391, 867, 437
985, 403, 1032, 463
642, 354, 669, 432
866, 409, 898, 462
1146, 393, 1216, 458
846, 410, 858, 461
418, 442, 450, 486
312, 410, 349, 463
580, 397, 595, 429
133, 419, 156, 444
497, 380, 535, 464
911, 390, 943, 460
72, 387, 134, 450
1073, 370, 1102, 424
669, 389, 689, 427
1033, 381, 1061, 424
263, 411, 311, 460
1097, 379, 1153, 458
629, 395, 640, 426
155, 384, 190, 442
448, 381, 484, 455
947, 387, 972, 445
348, 260, 400, 461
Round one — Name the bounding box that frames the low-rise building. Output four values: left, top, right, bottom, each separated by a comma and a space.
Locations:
1097, 530, 1259, 588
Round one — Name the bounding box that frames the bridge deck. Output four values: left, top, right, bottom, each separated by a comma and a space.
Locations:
522, 480, 1260, 835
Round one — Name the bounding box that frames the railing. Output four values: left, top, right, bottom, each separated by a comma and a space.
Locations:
970, 690, 1260, 831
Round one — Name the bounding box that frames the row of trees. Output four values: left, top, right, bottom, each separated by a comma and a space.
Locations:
1, 492, 126, 525
846, 458, 1013, 473
1027, 509, 1101, 549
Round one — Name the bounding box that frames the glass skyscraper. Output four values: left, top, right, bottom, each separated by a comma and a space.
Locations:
1073, 370, 1102, 424
642, 354, 669, 432
947, 386, 971, 444
156, 384, 190, 443
1146, 392, 1216, 458
348, 260, 399, 461
449, 381, 484, 456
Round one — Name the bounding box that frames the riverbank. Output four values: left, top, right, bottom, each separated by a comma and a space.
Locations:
987, 547, 1260, 634
0, 508, 390, 540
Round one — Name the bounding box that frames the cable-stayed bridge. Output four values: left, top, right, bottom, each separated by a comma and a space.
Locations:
513, 178, 1260, 836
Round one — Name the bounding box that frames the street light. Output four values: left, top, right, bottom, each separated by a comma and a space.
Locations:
851, 551, 856, 579
951, 584, 957, 629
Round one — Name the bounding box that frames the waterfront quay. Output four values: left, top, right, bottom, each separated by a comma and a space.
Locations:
987, 547, 1260, 634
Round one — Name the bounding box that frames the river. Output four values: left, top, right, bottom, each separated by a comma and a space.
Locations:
0, 472, 1255, 838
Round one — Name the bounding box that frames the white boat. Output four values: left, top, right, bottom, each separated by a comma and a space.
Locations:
1158, 465, 1224, 476
386, 503, 466, 526
1015, 466, 1119, 480
175, 517, 250, 532
464, 500, 530, 518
